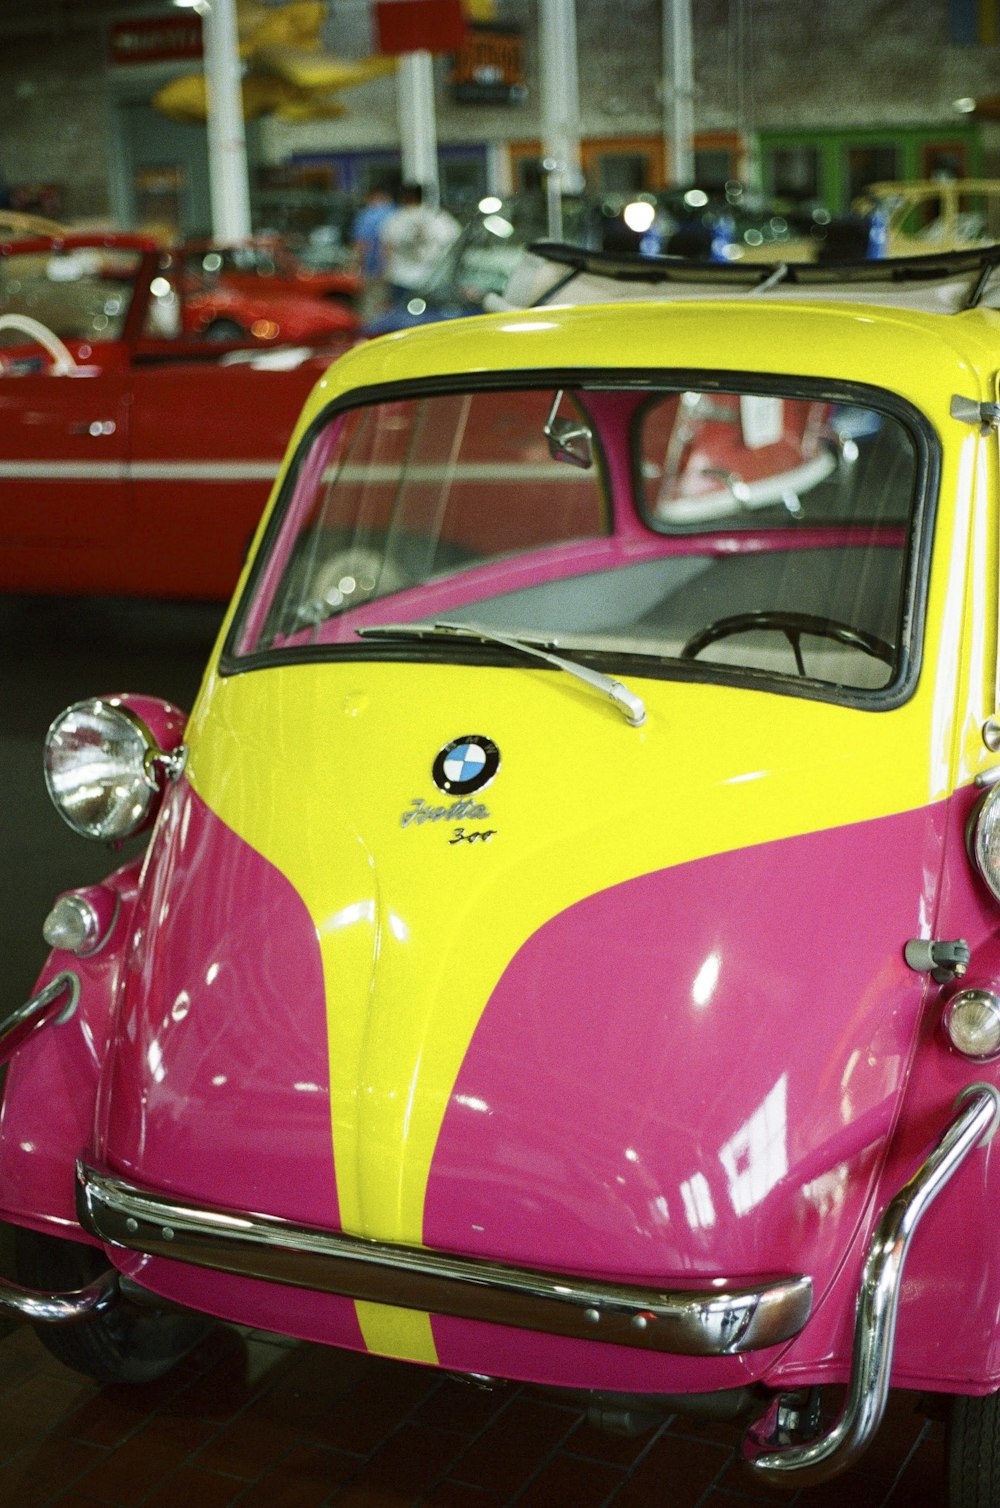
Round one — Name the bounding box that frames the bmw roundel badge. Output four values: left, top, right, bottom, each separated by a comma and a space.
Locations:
432, 735, 501, 796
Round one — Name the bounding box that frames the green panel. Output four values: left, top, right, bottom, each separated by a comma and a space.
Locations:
754, 125, 983, 212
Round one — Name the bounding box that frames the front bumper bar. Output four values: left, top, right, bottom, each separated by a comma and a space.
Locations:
74, 1162, 812, 1357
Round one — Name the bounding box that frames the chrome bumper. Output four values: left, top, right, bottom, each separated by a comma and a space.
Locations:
744, 1082, 1000, 1486
0, 971, 78, 1068
75, 1162, 812, 1357
0, 1268, 118, 1324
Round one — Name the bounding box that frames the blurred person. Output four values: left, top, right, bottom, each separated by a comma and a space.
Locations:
382, 182, 460, 301
350, 181, 396, 318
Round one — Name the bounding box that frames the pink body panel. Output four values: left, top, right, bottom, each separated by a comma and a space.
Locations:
8, 775, 1000, 1395
95, 783, 340, 1229
0, 860, 143, 1235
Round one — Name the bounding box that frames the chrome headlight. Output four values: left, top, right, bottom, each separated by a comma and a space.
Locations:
44, 697, 180, 842
943, 990, 1000, 1060
971, 782, 1000, 902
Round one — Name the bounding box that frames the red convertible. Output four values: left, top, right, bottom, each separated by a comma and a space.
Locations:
0, 233, 356, 601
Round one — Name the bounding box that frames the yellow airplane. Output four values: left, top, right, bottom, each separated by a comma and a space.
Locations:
154, 0, 399, 124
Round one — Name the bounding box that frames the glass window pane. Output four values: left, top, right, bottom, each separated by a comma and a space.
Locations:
247, 388, 610, 649
765, 146, 820, 202
847, 145, 900, 203
235, 379, 923, 704
0, 246, 142, 342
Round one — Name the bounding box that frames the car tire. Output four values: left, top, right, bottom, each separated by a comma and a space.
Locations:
203, 318, 246, 341
14, 1226, 213, 1384
948, 1391, 1000, 1506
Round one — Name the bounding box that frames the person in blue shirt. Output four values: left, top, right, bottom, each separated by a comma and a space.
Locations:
351, 182, 397, 317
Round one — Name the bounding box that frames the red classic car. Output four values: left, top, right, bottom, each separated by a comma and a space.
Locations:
0, 232, 356, 600
181, 237, 361, 311
178, 242, 360, 345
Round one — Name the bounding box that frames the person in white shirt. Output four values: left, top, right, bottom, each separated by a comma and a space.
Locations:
382, 182, 461, 299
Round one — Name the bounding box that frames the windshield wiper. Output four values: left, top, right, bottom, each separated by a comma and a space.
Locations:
357, 620, 646, 728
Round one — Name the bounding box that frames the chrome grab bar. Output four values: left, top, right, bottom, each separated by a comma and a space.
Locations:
0, 971, 79, 1067
743, 1082, 1000, 1486
0, 1268, 118, 1324
76, 1161, 812, 1357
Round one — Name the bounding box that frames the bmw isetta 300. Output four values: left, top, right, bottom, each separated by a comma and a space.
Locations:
8, 244, 1000, 1501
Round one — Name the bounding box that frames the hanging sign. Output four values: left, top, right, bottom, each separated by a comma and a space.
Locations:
375, 0, 467, 55
449, 23, 525, 104
109, 15, 204, 66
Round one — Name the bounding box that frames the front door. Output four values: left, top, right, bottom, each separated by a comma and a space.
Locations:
0, 362, 131, 548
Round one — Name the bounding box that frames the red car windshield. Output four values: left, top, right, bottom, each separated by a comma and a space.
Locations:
0, 245, 143, 343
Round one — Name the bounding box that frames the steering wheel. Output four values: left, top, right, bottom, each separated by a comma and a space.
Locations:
285, 544, 413, 631
680, 610, 895, 677
0, 313, 77, 374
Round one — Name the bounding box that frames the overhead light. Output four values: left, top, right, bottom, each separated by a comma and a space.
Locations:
954, 96, 977, 113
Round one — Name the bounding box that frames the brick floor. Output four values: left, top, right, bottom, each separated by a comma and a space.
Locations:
0, 1319, 948, 1507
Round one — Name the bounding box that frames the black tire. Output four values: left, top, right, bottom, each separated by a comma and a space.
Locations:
949, 1392, 1000, 1506
15, 1226, 213, 1384
202, 318, 246, 342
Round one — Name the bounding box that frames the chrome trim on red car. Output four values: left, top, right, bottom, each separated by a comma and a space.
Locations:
75, 1162, 812, 1357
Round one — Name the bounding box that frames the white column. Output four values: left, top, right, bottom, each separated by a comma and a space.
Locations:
539, 0, 582, 238
203, 0, 252, 243
662, 0, 694, 186
397, 51, 440, 204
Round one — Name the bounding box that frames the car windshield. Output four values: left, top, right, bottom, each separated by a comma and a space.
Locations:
0, 245, 143, 342
182, 243, 283, 281
231, 377, 926, 704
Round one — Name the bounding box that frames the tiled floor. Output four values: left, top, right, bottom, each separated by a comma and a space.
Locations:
0, 1316, 949, 1508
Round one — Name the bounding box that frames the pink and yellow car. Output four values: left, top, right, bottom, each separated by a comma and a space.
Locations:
7, 243, 1000, 1500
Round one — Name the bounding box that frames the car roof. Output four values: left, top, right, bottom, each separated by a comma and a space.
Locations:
304, 269, 1000, 437
490, 241, 1000, 317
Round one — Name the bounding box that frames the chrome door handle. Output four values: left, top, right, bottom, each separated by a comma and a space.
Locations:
70, 419, 116, 436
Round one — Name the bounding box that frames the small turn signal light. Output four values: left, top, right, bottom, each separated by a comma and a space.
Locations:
943, 989, 1000, 1061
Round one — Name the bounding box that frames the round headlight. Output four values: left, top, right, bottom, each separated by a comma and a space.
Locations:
44, 698, 159, 841
971, 783, 1000, 902
943, 989, 1000, 1060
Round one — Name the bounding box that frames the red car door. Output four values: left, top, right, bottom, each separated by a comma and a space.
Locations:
0, 355, 131, 548
126, 354, 326, 599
